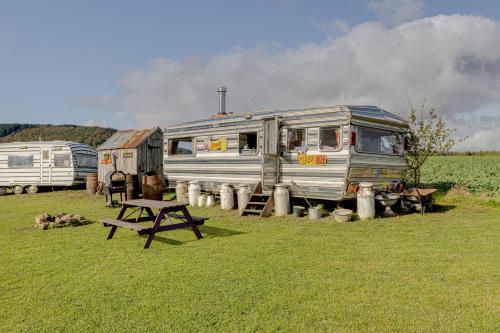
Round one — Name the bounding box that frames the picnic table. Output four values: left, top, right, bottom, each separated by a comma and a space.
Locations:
101, 199, 207, 249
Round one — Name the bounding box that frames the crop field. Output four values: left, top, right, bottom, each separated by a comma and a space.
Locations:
0, 191, 499, 332
420, 155, 500, 194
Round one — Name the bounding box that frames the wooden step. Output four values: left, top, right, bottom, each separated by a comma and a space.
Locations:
242, 209, 263, 214
101, 219, 149, 231
240, 181, 275, 218
247, 201, 266, 205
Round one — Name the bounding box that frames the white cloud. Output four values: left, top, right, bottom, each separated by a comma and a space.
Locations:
84, 118, 109, 128
87, 14, 500, 151
368, 0, 424, 26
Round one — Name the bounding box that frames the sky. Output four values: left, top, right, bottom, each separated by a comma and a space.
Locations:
1, 0, 500, 150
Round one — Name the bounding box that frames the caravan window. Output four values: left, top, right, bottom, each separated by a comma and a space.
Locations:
239, 132, 258, 155
319, 127, 340, 151
8, 155, 33, 168
355, 126, 403, 155
169, 138, 194, 155
54, 154, 71, 167
287, 129, 306, 152
76, 154, 97, 168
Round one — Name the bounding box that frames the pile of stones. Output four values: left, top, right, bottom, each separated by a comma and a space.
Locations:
35, 213, 90, 230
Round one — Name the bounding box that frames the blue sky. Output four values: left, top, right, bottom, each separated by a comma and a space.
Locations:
1, 0, 500, 149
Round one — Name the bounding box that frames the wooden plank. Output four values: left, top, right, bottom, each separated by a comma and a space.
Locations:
101, 219, 149, 231
122, 199, 184, 209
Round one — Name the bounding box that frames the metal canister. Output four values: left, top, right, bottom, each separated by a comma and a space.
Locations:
220, 183, 234, 210
237, 184, 252, 212
274, 183, 290, 216
188, 181, 201, 206
206, 194, 215, 207
198, 194, 207, 207
357, 182, 375, 220
175, 181, 188, 204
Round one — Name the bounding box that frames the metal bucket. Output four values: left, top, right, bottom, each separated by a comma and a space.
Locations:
308, 207, 321, 220
292, 206, 305, 217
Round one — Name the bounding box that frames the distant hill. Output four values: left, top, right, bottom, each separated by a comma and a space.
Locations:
0, 124, 116, 148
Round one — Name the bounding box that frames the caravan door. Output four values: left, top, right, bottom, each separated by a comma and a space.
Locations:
261, 117, 280, 192
40, 148, 51, 184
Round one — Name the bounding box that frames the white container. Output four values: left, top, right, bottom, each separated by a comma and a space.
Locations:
308, 207, 321, 220
220, 183, 234, 210
188, 181, 201, 207
333, 209, 353, 222
357, 182, 375, 220
237, 184, 252, 212
206, 195, 215, 208
274, 183, 290, 216
198, 194, 207, 207
175, 181, 188, 204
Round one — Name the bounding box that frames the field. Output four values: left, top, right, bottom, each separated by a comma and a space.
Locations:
0, 190, 499, 332
420, 155, 500, 194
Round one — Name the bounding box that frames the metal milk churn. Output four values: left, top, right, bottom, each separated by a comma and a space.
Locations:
237, 184, 252, 212
274, 183, 290, 216
198, 194, 207, 207
357, 182, 375, 220
175, 181, 188, 204
205, 194, 215, 208
220, 183, 234, 210
188, 181, 201, 206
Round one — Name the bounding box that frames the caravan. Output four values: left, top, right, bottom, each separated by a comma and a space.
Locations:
0, 141, 97, 194
163, 104, 409, 202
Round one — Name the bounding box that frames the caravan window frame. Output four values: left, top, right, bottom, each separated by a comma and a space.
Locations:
7, 155, 34, 168
238, 132, 259, 155
318, 126, 342, 152
286, 128, 307, 152
354, 125, 404, 155
53, 153, 72, 168
168, 137, 195, 156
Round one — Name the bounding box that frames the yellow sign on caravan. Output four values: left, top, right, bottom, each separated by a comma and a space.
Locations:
210, 138, 228, 151
298, 154, 327, 166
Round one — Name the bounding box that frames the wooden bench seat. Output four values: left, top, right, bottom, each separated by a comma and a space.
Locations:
102, 219, 150, 231
167, 213, 208, 225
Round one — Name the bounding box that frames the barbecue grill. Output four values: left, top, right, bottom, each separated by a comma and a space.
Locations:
104, 170, 127, 206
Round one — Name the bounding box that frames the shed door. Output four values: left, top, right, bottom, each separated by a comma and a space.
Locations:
261, 117, 280, 192
40, 148, 51, 184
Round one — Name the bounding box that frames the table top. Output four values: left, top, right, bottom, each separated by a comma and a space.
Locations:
121, 199, 185, 209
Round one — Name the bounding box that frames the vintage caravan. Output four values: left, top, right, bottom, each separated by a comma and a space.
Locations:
163, 103, 409, 203
0, 141, 97, 194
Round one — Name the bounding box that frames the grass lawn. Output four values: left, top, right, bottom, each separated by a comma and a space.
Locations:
0, 191, 499, 332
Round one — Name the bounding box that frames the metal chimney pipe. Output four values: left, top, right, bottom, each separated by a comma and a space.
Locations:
218, 86, 227, 115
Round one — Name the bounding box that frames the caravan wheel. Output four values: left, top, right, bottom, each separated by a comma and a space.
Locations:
0, 187, 7, 196
27, 185, 39, 194
13, 185, 24, 195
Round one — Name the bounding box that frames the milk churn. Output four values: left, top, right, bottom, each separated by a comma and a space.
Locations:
357, 182, 375, 220
175, 181, 188, 204
206, 194, 215, 207
220, 183, 234, 210
237, 184, 252, 212
188, 181, 201, 206
274, 183, 290, 216
198, 194, 207, 207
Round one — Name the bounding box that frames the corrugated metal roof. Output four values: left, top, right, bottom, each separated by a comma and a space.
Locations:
97, 127, 160, 150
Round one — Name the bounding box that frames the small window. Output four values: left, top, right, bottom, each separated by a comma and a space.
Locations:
54, 154, 71, 167
319, 127, 340, 151
8, 155, 33, 168
76, 154, 97, 168
239, 132, 258, 155
169, 138, 194, 155
287, 129, 306, 152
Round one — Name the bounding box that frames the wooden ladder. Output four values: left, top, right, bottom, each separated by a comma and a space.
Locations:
240, 182, 274, 217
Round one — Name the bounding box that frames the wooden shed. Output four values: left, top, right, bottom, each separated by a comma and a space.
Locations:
97, 127, 163, 187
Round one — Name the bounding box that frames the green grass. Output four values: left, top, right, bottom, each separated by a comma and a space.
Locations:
0, 191, 499, 332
